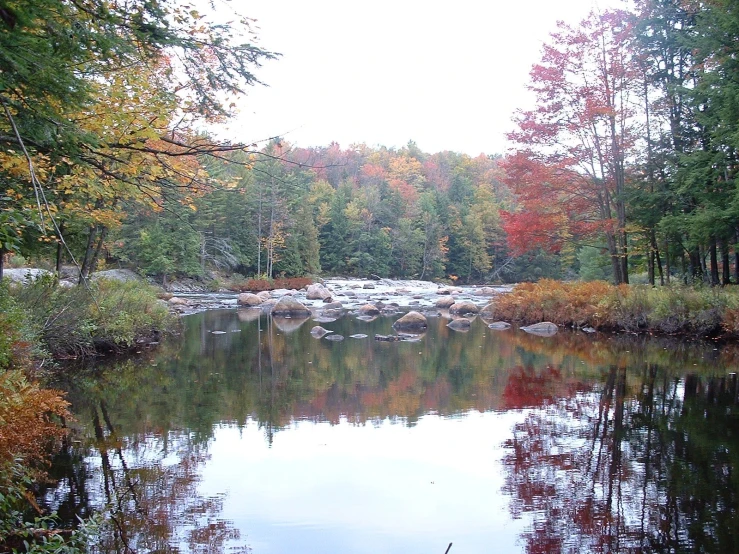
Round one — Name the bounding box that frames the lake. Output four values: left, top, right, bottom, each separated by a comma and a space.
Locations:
43, 308, 739, 553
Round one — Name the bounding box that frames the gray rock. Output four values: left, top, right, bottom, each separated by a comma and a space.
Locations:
257, 291, 272, 301
92, 269, 142, 283
479, 303, 497, 318
521, 322, 558, 336
237, 293, 263, 306
363, 283, 375, 289
310, 325, 332, 338
358, 304, 381, 316
375, 334, 401, 342
306, 283, 333, 300
349, 333, 368, 339
449, 301, 480, 315
447, 318, 472, 331
168, 297, 190, 305
435, 296, 456, 308
392, 311, 428, 332
324, 334, 345, 341
271, 297, 311, 317
487, 321, 512, 330
3, 268, 52, 284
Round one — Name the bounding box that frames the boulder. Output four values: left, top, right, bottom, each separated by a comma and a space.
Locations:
447, 318, 471, 331
257, 291, 272, 301
237, 293, 263, 307
168, 296, 190, 305
479, 303, 497, 318
310, 325, 332, 338
3, 268, 52, 284
270, 297, 311, 317
487, 321, 512, 330
324, 334, 345, 341
521, 322, 558, 336
358, 304, 381, 316
323, 301, 344, 310
363, 283, 375, 289
474, 287, 496, 296
449, 301, 479, 315
392, 311, 428, 332
435, 296, 456, 309
306, 283, 332, 301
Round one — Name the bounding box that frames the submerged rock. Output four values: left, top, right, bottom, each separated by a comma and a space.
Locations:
487, 321, 512, 330
324, 334, 345, 341
310, 326, 332, 338
349, 333, 368, 339
375, 334, 401, 342
521, 322, 558, 336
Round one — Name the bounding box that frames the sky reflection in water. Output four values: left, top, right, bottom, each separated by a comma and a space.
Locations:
45, 309, 739, 553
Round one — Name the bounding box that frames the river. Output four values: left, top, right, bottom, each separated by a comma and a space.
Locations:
43, 306, 739, 553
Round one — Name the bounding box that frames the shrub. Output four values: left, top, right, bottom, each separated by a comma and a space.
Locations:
488, 279, 739, 337
234, 276, 314, 292
11, 276, 174, 358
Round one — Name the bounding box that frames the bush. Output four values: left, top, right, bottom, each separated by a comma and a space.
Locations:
233, 276, 314, 292
488, 279, 739, 337
11, 276, 174, 358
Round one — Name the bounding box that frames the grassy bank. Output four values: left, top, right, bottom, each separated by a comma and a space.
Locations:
484, 279, 739, 337
0, 277, 174, 552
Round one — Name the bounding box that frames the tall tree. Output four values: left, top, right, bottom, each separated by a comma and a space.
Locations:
504, 10, 640, 284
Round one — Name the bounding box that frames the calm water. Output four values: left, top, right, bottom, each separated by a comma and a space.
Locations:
44, 309, 739, 553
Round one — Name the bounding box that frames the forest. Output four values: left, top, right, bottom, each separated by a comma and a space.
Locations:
1, 0, 738, 288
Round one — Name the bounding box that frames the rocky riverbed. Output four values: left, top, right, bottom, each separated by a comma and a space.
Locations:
165, 278, 512, 317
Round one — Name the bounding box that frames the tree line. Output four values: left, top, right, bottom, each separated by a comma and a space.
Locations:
2, 0, 738, 286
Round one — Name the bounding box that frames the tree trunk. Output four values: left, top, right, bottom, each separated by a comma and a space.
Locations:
79, 225, 99, 284
55, 222, 65, 277
88, 225, 108, 278
709, 238, 720, 286
689, 248, 703, 283
721, 239, 731, 285
0, 245, 5, 282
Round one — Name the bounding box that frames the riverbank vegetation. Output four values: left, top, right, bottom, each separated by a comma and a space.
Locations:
485, 280, 739, 338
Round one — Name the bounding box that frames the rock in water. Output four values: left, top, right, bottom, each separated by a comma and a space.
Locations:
271, 297, 311, 317
487, 321, 511, 330
392, 311, 428, 332
306, 283, 332, 300
358, 304, 381, 316
310, 325, 332, 338
324, 334, 345, 341
447, 318, 471, 331
521, 322, 558, 336
435, 296, 456, 308
479, 303, 497, 318
449, 301, 480, 315
237, 293, 263, 306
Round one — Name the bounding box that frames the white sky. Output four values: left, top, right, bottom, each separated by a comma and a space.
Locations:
215, 0, 624, 156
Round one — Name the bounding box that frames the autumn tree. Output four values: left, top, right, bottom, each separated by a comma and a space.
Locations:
0, 0, 276, 279
505, 10, 641, 284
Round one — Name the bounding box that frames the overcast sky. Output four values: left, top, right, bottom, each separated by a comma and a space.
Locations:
215, 0, 624, 156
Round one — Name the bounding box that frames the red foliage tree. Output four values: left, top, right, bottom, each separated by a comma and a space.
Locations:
504, 10, 641, 284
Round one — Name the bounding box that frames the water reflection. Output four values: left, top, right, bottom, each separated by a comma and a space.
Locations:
43, 310, 739, 553
503, 367, 739, 554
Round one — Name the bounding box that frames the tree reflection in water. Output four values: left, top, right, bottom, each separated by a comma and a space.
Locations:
502, 366, 739, 553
